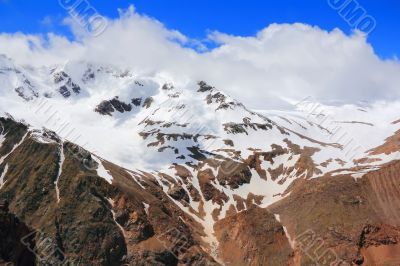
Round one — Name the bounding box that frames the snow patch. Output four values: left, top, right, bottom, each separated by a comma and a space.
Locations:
274, 214, 295, 249
54, 143, 64, 203
0, 164, 9, 188
93, 156, 113, 184
143, 202, 150, 215
107, 198, 126, 237
0, 132, 6, 148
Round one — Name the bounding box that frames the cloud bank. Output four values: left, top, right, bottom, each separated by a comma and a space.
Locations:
0, 5, 399, 109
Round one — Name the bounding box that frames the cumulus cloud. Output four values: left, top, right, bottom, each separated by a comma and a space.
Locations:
0, 5, 399, 109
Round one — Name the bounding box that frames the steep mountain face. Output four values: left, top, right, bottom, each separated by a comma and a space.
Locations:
0, 56, 399, 265
0, 118, 218, 265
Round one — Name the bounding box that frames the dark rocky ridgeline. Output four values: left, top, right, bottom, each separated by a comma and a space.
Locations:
0, 118, 218, 266
53, 71, 81, 98
95, 95, 156, 116
109, 97, 132, 113
95, 100, 116, 116
197, 81, 214, 93
95, 97, 132, 116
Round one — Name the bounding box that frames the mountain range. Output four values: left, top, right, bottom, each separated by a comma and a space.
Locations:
0, 54, 399, 265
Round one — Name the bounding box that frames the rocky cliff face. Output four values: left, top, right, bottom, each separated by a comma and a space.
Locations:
268, 162, 400, 266
214, 207, 294, 266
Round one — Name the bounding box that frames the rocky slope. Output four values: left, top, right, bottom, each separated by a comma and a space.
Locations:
0, 117, 218, 265
0, 56, 399, 265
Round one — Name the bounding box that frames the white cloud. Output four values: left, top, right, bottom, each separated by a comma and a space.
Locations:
0, 6, 399, 109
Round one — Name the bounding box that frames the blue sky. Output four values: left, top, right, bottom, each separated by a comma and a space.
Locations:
0, 0, 398, 58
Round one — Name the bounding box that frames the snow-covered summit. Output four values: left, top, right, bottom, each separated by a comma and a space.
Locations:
0, 57, 399, 173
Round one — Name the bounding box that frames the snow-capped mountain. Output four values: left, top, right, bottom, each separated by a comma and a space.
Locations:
1, 55, 400, 265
